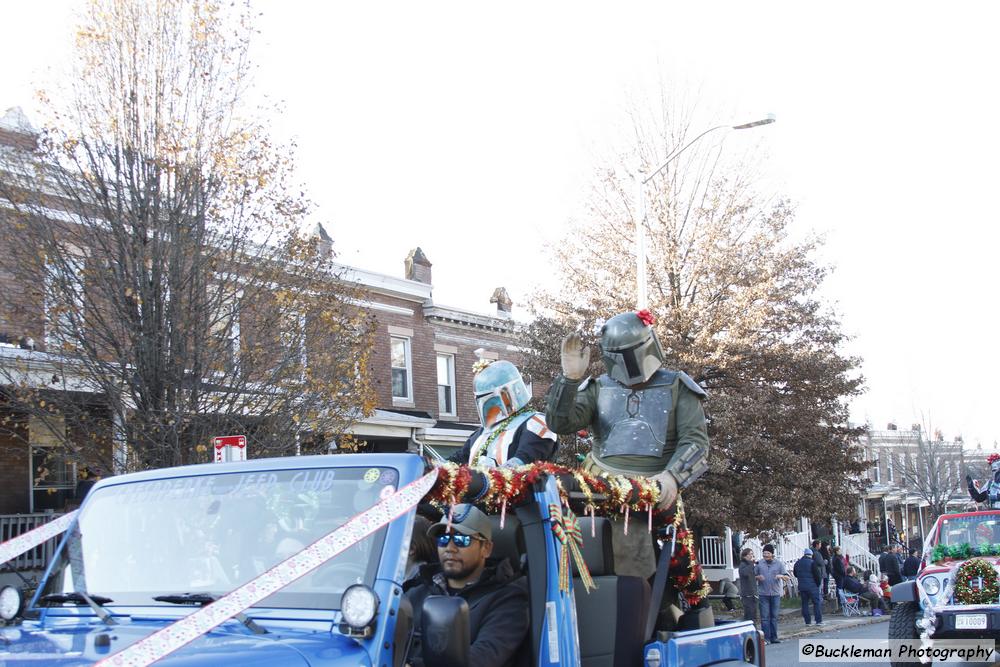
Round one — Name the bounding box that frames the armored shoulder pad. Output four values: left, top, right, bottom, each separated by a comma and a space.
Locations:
526, 414, 558, 442
678, 371, 708, 398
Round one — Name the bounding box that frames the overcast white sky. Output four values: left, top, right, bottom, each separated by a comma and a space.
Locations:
4, 2, 1000, 446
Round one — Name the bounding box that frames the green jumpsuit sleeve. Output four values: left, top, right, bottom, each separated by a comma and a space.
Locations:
663, 384, 710, 488
543, 375, 597, 435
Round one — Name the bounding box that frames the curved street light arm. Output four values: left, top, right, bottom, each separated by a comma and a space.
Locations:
642, 125, 731, 185
634, 115, 775, 309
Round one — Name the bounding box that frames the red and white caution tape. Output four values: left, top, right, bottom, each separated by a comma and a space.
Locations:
0, 510, 78, 565
96, 468, 439, 667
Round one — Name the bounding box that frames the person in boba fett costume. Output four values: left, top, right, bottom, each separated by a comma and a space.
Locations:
545, 309, 713, 628
451, 359, 558, 468
967, 453, 1000, 508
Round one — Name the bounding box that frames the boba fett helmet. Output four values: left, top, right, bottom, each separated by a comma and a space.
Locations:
599, 310, 664, 386
473, 360, 532, 428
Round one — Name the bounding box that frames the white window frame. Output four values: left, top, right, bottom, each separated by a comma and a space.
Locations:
887, 452, 894, 483
436, 353, 456, 416
872, 451, 881, 483
390, 336, 413, 403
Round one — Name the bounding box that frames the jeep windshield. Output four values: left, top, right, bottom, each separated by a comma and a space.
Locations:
38, 465, 399, 610
936, 512, 1000, 547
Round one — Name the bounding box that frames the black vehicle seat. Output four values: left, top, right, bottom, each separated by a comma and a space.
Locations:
487, 513, 533, 667
572, 517, 651, 667
488, 514, 526, 573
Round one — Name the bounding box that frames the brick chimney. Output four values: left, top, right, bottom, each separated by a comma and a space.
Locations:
887, 422, 897, 431
311, 222, 333, 257
405, 247, 432, 284
490, 287, 512, 318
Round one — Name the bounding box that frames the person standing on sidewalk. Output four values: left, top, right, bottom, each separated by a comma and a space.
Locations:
879, 544, 902, 586
811, 539, 829, 600
830, 545, 847, 609
794, 548, 824, 626
737, 548, 759, 630
902, 548, 920, 582
755, 544, 790, 644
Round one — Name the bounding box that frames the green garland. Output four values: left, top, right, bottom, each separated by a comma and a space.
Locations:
469, 406, 533, 467
953, 558, 1000, 605
932, 542, 1000, 563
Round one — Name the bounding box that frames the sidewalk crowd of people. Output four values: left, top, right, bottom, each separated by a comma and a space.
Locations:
726, 534, 906, 643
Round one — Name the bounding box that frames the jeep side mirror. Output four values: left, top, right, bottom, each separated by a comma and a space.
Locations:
420, 595, 469, 667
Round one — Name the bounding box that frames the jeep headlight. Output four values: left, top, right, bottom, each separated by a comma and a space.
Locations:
341, 584, 378, 630
0, 586, 23, 621
922, 576, 940, 596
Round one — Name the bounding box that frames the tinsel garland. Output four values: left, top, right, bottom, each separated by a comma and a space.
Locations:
425, 461, 662, 517
952, 558, 1000, 605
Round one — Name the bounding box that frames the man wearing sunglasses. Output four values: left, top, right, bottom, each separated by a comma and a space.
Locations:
404, 504, 529, 667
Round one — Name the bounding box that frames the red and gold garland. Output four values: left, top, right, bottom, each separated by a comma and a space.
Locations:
426, 461, 662, 517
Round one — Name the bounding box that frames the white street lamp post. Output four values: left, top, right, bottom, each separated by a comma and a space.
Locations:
634, 114, 776, 310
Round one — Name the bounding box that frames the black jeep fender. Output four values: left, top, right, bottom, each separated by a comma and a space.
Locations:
891, 580, 919, 603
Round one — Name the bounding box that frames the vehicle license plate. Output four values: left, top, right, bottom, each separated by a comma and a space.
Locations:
955, 614, 987, 630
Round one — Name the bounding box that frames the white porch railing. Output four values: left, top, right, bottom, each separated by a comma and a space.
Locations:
700, 535, 728, 567
0, 512, 64, 570
840, 530, 880, 577
700, 524, 882, 587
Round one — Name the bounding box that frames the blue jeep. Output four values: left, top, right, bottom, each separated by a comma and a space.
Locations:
0, 453, 762, 666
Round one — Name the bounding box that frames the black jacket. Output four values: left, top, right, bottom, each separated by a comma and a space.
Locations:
879, 552, 902, 585
831, 555, 847, 585
404, 557, 529, 667
450, 416, 557, 467
902, 555, 921, 577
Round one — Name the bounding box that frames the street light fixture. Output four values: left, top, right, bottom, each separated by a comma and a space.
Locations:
634, 113, 776, 309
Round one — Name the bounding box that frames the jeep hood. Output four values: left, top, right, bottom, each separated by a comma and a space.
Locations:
0, 619, 371, 666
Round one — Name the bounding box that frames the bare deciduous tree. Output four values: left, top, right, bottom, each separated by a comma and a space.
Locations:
894, 427, 969, 523
0, 0, 375, 478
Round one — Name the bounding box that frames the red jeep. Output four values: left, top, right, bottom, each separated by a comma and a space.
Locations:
889, 510, 1000, 665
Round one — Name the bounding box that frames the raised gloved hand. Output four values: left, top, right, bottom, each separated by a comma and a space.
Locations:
560, 332, 591, 380
652, 469, 679, 510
